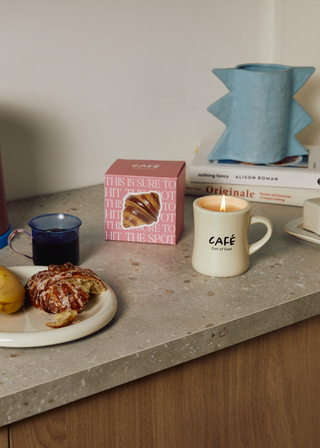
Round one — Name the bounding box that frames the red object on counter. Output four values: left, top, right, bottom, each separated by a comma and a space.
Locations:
0, 147, 10, 249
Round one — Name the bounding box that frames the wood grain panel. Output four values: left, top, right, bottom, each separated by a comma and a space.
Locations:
0, 426, 8, 448
9, 314, 320, 448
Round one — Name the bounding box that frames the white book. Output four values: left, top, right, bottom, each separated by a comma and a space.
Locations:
189, 140, 320, 190
185, 179, 320, 207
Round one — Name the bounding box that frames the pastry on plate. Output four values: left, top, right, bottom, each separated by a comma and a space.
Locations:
25, 262, 106, 327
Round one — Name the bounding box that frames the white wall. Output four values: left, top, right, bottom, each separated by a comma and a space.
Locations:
273, 0, 320, 145
0, 0, 317, 201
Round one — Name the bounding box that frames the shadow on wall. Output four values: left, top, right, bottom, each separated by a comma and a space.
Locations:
295, 75, 320, 145
0, 104, 66, 201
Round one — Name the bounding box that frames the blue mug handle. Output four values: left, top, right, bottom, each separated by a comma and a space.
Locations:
8, 229, 33, 260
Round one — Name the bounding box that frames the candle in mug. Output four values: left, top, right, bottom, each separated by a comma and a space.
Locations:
201, 203, 242, 212
192, 194, 273, 277
200, 195, 242, 212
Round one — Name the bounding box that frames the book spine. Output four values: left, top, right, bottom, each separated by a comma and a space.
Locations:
185, 181, 320, 207
189, 163, 320, 190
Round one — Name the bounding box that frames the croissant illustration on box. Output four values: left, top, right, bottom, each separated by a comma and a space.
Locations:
122, 192, 161, 228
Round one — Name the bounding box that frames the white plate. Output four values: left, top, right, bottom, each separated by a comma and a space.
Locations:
0, 266, 117, 348
285, 217, 320, 245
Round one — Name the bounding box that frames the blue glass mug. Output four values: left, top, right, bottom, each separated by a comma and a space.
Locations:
8, 213, 82, 266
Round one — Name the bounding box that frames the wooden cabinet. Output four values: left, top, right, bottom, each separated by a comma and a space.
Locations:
0, 426, 8, 448
3, 314, 320, 448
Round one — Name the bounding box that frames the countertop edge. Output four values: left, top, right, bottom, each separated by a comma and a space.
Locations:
1, 289, 320, 427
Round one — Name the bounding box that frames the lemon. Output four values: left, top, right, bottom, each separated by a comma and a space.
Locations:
0, 266, 25, 314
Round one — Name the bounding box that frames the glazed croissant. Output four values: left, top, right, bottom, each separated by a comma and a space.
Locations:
122, 192, 161, 228
25, 262, 106, 315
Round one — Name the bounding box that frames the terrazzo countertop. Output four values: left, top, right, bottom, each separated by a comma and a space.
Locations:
1, 184, 320, 427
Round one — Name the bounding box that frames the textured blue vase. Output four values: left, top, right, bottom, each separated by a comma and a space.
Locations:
207, 63, 315, 163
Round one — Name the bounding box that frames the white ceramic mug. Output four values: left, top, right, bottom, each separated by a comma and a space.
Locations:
192, 195, 273, 277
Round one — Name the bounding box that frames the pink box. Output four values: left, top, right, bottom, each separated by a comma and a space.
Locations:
105, 159, 186, 245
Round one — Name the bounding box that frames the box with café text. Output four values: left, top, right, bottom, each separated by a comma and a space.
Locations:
105, 159, 186, 245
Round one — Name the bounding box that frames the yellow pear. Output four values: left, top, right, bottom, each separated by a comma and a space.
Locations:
0, 266, 25, 314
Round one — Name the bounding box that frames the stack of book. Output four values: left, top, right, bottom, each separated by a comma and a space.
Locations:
186, 140, 320, 207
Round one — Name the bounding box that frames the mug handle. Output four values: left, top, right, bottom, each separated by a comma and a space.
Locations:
248, 216, 273, 255
8, 229, 33, 260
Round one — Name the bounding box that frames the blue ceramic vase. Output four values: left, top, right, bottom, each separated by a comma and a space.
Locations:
207, 63, 315, 163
